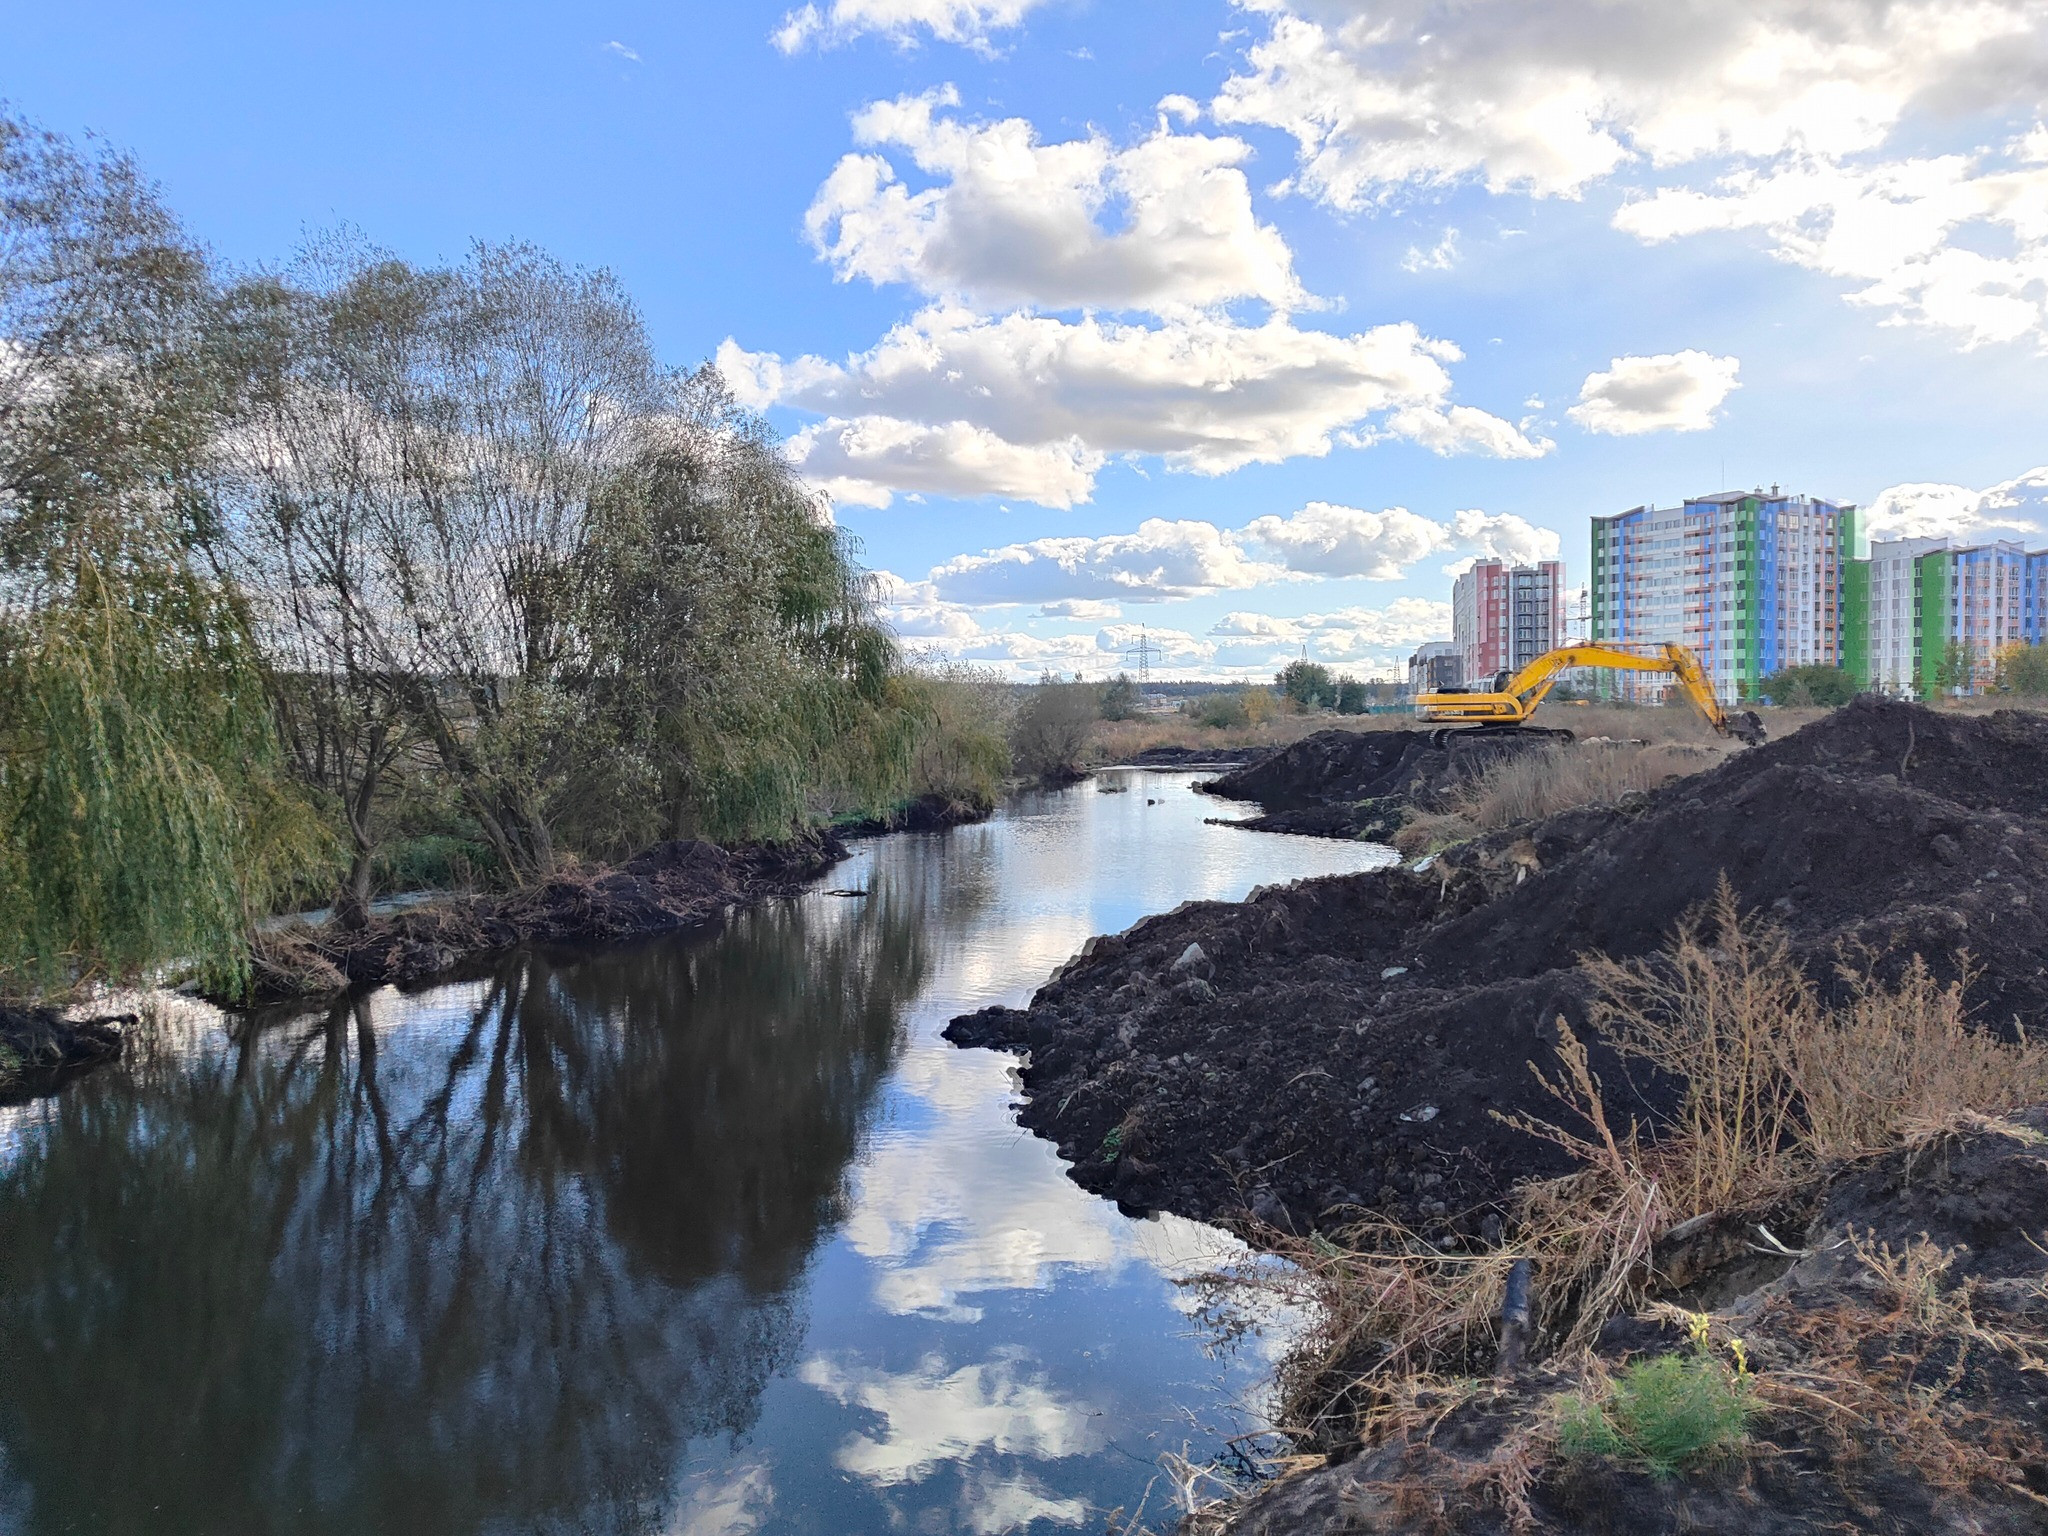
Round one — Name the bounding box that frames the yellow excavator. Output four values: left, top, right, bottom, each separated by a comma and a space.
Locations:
1416, 642, 1767, 747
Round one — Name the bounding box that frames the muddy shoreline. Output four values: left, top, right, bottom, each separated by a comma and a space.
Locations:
946, 699, 2048, 1238
0, 1006, 133, 1103
247, 832, 850, 1003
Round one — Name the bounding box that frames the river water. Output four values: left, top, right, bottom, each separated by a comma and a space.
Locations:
0, 771, 1392, 1536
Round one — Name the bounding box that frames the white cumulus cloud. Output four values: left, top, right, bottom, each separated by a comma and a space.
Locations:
719, 306, 1548, 508
1864, 465, 2048, 542
1239, 501, 1451, 578
1568, 350, 1741, 435
806, 87, 1307, 312
1615, 144, 2048, 349
785, 416, 1102, 509
916, 500, 1553, 612
1215, 0, 2048, 346
928, 519, 1292, 605
772, 0, 1047, 54
1215, 0, 2046, 203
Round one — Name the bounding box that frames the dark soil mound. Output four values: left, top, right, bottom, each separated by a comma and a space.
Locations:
946, 700, 2048, 1238
1192, 1110, 2048, 1535
1202, 728, 1557, 839
251, 833, 844, 1000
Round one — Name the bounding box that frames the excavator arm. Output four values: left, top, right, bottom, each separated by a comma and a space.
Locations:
1417, 643, 1766, 744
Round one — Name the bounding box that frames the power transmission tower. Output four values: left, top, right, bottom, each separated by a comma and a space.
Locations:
1123, 626, 1156, 689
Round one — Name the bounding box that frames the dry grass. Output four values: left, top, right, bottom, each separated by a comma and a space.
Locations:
1093, 698, 1839, 770
1222, 883, 2048, 1460
1741, 1230, 2048, 1505
1395, 740, 1722, 854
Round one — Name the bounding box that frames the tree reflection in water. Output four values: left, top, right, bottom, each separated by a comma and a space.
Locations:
0, 882, 930, 1535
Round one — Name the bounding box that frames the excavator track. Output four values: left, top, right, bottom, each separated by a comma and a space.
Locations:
1429, 724, 1576, 749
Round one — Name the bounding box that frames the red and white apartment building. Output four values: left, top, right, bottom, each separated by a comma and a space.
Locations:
1451, 559, 1566, 687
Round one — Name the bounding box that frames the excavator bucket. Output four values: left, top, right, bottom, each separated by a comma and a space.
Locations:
1730, 710, 1767, 746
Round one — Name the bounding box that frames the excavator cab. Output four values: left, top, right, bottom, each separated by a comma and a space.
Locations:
1418, 643, 1767, 747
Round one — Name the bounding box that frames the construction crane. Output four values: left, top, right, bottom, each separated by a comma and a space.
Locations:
1416, 642, 1767, 746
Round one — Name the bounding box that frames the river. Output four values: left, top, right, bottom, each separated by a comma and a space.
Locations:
0, 770, 1393, 1535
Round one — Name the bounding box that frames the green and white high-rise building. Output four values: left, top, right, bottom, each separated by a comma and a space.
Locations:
1590, 488, 1858, 701
1860, 536, 2048, 697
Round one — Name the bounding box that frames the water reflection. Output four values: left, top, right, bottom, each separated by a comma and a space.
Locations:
0, 772, 1390, 1535
0, 883, 934, 1535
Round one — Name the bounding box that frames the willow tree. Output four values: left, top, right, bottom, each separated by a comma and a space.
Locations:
212, 245, 442, 924
0, 113, 320, 995
567, 367, 900, 850
227, 241, 908, 876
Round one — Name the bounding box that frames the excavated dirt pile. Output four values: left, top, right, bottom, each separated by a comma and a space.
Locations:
1201, 728, 1558, 838
1193, 1110, 2048, 1535
946, 699, 2048, 1238
250, 834, 845, 999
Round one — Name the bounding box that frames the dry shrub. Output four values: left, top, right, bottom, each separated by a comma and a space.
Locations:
1791, 956, 2048, 1157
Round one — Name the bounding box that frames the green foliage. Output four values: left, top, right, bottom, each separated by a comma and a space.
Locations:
1997, 642, 2048, 696
1758, 664, 1861, 707
1186, 686, 1277, 730
1010, 680, 1100, 778
1334, 677, 1373, 714
1933, 640, 1977, 693
0, 111, 330, 996
1278, 659, 1335, 708
1558, 1340, 1752, 1476
2, 110, 1014, 1000
0, 567, 326, 995
1099, 672, 1142, 721
890, 664, 1012, 809
1100, 1125, 1125, 1162
371, 834, 499, 896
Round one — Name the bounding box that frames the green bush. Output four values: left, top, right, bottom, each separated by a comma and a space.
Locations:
371, 835, 500, 896
1185, 686, 1278, 730
1557, 1347, 1751, 1475
1757, 664, 1860, 707
1099, 673, 1142, 721
1998, 642, 2048, 696
1010, 680, 1100, 778
1277, 660, 1335, 708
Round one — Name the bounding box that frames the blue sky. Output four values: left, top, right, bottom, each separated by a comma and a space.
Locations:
9, 0, 2048, 678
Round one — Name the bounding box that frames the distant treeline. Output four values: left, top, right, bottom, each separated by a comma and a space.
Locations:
0, 112, 1008, 999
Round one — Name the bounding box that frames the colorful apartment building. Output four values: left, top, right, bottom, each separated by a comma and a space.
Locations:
1860, 537, 2048, 697
1590, 488, 1857, 701
1451, 558, 1564, 686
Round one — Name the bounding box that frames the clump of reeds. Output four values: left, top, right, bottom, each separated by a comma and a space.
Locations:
1395, 741, 1718, 854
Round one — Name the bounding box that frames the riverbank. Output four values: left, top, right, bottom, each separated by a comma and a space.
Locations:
1188, 1108, 2048, 1534
949, 699, 2048, 1234
0, 1005, 132, 1100
247, 832, 849, 1001
947, 699, 2048, 1530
